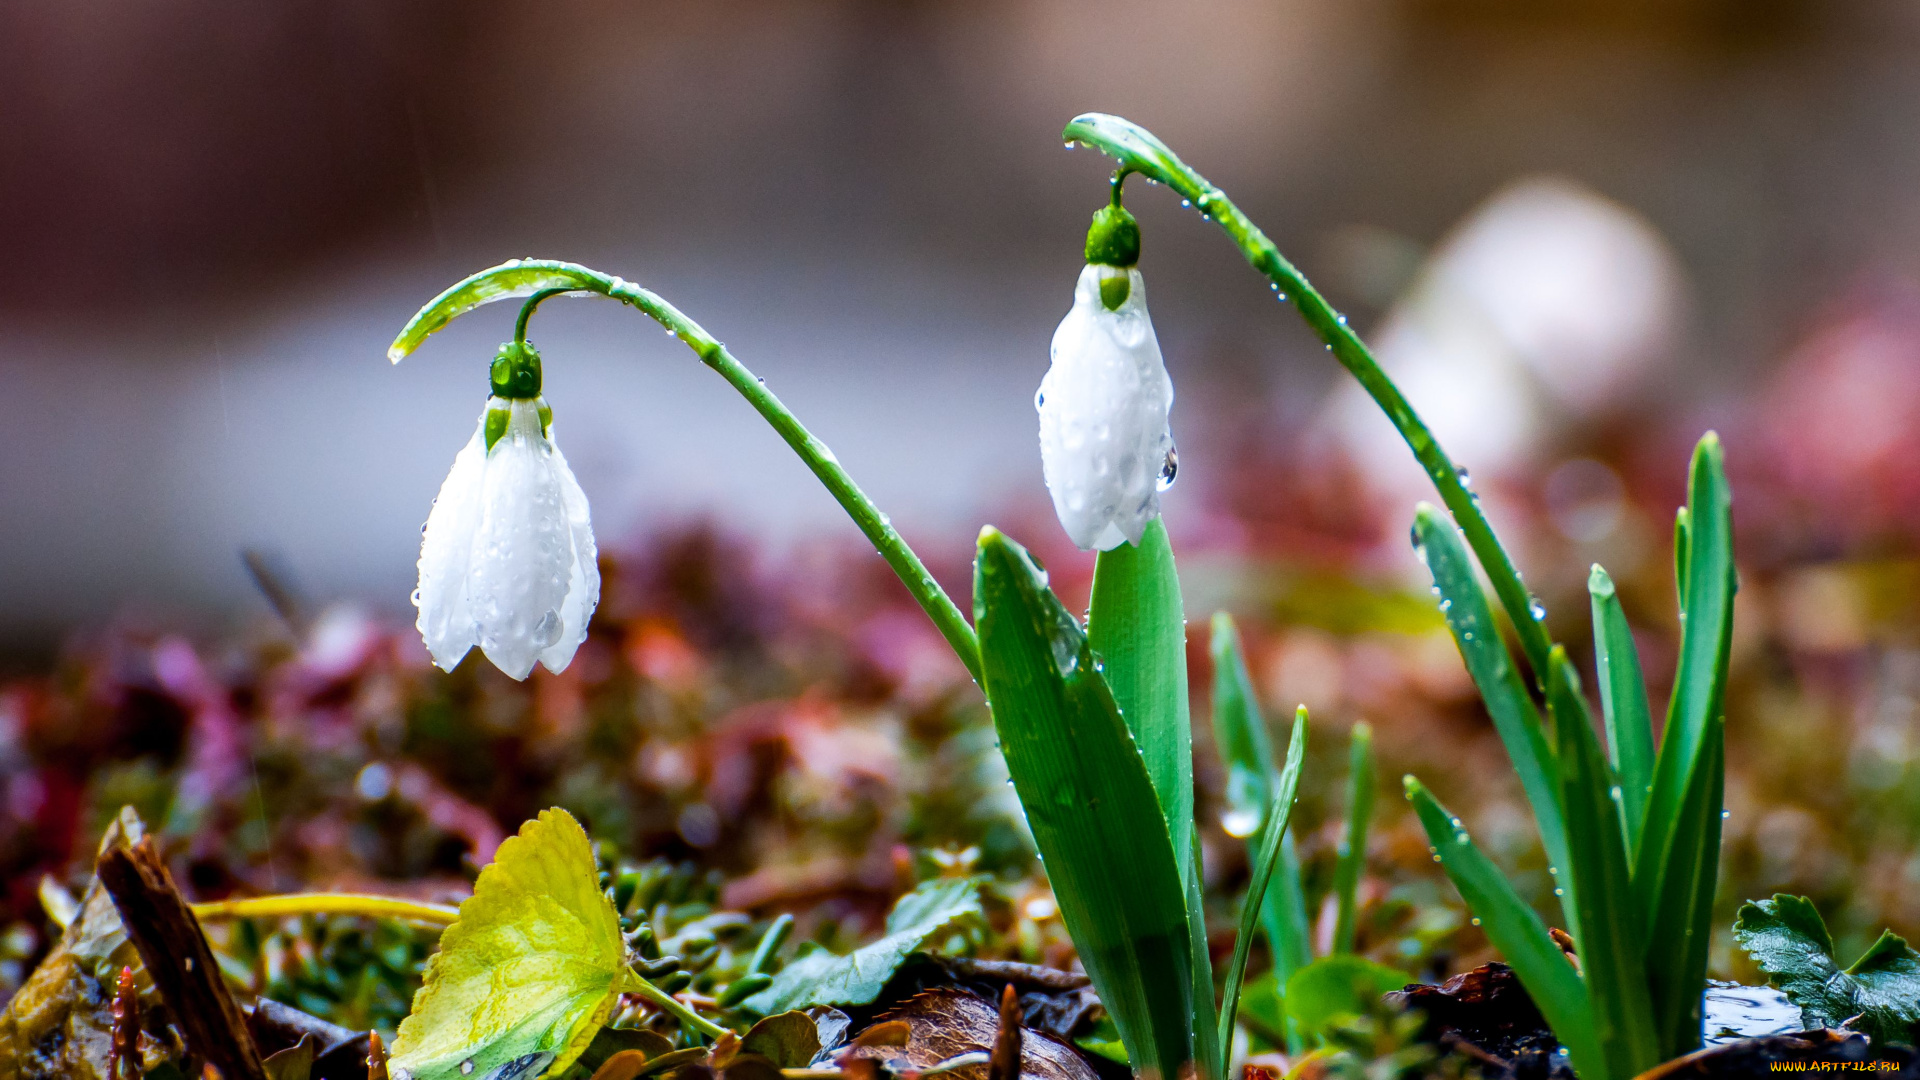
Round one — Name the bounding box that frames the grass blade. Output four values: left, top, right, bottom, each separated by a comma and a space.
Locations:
1635, 436, 1735, 953
1644, 714, 1725, 1059
1090, 518, 1195, 889
1548, 649, 1659, 1079
1331, 723, 1375, 955
1208, 614, 1313, 1053
1218, 708, 1309, 1053
974, 527, 1197, 1080
1185, 827, 1222, 1080
1411, 504, 1570, 922
1404, 778, 1603, 1080
1589, 566, 1654, 854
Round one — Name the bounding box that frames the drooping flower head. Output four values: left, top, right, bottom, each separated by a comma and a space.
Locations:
415, 340, 599, 679
1036, 200, 1177, 551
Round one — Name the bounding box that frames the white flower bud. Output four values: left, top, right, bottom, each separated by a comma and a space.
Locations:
415, 397, 599, 679
1037, 264, 1176, 551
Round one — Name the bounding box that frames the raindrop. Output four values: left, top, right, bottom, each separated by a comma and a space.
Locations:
1554, 888, 1565, 897
1722, 809, 1731, 819
411, 589, 423, 606
1336, 315, 1348, 326
461, 1062, 475, 1076
1157, 446, 1179, 491
1529, 598, 1547, 621
1471, 917, 1482, 926
1456, 466, 1473, 489
1034, 389, 1045, 409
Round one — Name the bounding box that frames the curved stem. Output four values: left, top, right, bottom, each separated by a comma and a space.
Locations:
1063, 114, 1554, 688
391, 261, 983, 687
622, 967, 727, 1040
190, 894, 460, 927
515, 288, 576, 346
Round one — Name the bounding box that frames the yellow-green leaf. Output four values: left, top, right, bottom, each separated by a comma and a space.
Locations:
392, 809, 626, 1080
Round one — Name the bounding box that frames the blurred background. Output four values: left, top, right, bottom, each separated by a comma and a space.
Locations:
12, 0, 1920, 658
10, 0, 1920, 1013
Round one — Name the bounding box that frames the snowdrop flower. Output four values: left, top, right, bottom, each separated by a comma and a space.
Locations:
415, 341, 599, 679
1037, 202, 1176, 551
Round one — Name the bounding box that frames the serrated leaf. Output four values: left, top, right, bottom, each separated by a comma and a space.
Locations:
1734, 895, 1920, 1045
743, 877, 983, 1014
392, 809, 626, 1080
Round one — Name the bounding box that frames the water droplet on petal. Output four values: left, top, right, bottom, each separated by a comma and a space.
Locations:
1157, 446, 1179, 491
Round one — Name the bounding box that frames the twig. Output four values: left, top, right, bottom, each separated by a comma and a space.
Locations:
96, 836, 268, 1080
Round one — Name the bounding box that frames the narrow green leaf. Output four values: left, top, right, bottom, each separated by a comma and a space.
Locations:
975, 527, 1197, 1080
1411, 505, 1570, 922
1185, 828, 1221, 1080
1404, 778, 1603, 1080
1218, 709, 1308, 1053
1208, 613, 1313, 1054
1548, 651, 1659, 1079
743, 877, 984, 1013
1644, 714, 1724, 1059
1089, 518, 1195, 883
1673, 507, 1691, 617
1209, 613, 1276, 841
1589, 566, 1654, 854
1331, 723, 1375, 956
1635, 435, 1734, 1058
1638, 435, 1733, 911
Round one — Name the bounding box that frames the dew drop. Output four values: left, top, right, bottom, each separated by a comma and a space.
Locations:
461, 1062, 475, 1076
1529, 598, 1547, 621
1157, 446, 1179, 491
1456, 466, 1473, 489
1471, 917, 1482, 926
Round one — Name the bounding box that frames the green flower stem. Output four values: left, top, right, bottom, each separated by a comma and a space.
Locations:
622, 967, 729, 1039
1061, 113, 1553, 686
190, 894, 460, 926
389, 260, 983, 687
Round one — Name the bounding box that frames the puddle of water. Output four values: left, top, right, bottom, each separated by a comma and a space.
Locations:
1704, 980, 1805, 1045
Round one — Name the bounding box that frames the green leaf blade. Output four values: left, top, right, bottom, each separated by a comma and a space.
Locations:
1217, 708, 1309, 1053
1644, 714, 1725, 1058
1548, 651, 1658, 1078
1331, 722, 1375, 956
1411, 504, 1570, 921
1637, 434, 1735, 923
392, 809, 626, 1080
1208, 614, 1312, 1053
975, 527, 1198, 1080
1732, 894, 1920, 1044
1589, 566, 1655, 854
1088, 518, 1195, 882
1404, 777, 1603, 1080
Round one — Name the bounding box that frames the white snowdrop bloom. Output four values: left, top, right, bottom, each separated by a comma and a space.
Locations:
415, 344, 599, 679
1037, 261, 1176, 551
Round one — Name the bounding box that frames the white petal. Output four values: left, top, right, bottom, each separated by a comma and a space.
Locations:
469, 399, 574, 680
1037, 265, 1175, 551
537, 431, 599, 674
415, 418, 487, 671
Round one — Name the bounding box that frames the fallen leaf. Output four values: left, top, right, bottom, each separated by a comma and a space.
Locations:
391, 809, 627, 1080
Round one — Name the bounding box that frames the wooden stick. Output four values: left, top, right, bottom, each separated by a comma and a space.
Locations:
97, 836, 268, 1080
